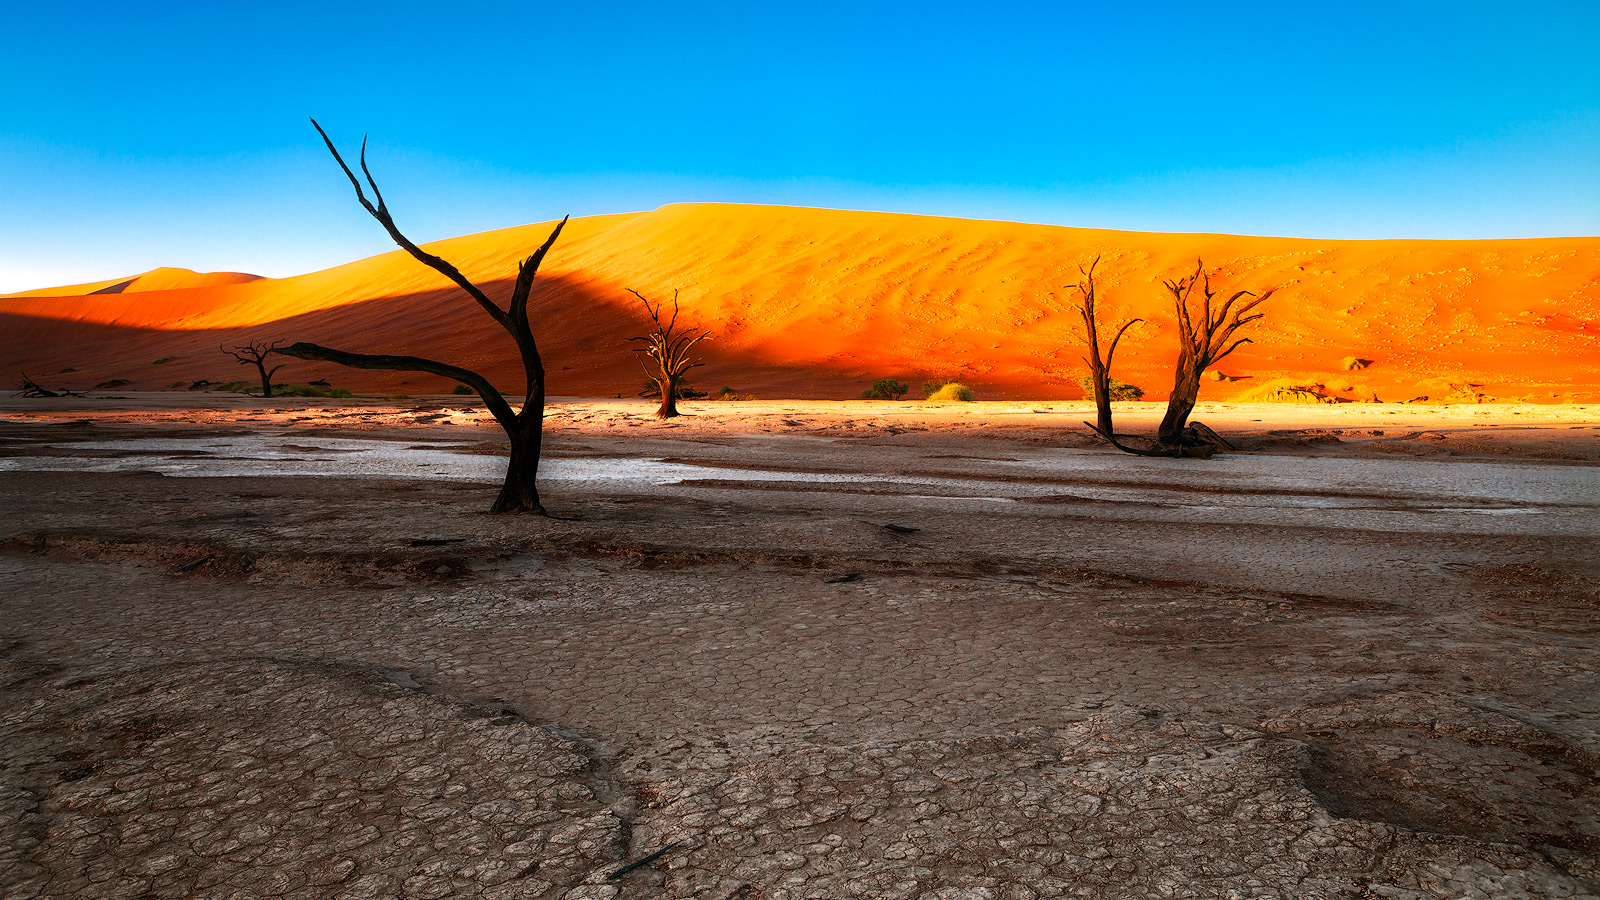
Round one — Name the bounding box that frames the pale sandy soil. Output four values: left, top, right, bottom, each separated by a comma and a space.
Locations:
2, 397, 1598, 899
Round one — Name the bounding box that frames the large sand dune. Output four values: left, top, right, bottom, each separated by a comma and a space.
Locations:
3, 204, 1596, 400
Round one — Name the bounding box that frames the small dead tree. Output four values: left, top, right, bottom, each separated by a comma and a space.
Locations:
15, 373, 85, 398
1070, 255, 1141, 439
1156, 259, 1272, 445
626, 289, 709, 419
280, 119, 568, 514
223, 340, 286, 397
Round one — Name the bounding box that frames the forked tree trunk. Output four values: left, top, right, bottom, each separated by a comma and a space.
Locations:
657, 377, 679, 419
1088, 366, 1115, 437
1158, 347, 1203, 444
255, 360, 275, 398
493, 408, 545, 514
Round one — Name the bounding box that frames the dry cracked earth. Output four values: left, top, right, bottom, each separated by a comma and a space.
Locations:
1, 408, 1598, 899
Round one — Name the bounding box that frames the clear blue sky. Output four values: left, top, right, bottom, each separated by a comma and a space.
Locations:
2, 1, 1596, 292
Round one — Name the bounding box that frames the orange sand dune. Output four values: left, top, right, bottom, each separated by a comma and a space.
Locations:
2, 204, 1597, 401
2, 267, 262, 300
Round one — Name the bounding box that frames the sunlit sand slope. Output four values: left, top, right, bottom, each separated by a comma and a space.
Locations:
3, 204, 1596, 400
2, 267, 262, 300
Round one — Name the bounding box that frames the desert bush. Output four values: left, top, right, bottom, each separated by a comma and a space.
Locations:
641, 378, 706, 400
860, 378, 909, 400
717, 386, 755, 401
94, 378, 131, 389
927, 382, 976, 402
922, 377, 958, 397
153, 357, 174, 365
273, 384, 342, 398
1078, 374, 1143, 401
215, 380, 257, 393
165, 381, 185, 389
453, 384, 473, 395
330, 388, 353, 398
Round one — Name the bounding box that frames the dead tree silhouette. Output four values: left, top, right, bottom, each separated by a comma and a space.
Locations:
627, 288, 709, 419
15, 373, 85, 398
223, 340, 286, 397
1158, 259, 1271, 444
1070, 255, 1141, 440
280, 119, 568, 514
1086, 259, 1270, 458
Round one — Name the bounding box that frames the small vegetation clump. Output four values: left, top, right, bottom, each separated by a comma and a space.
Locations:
153, 357, 174, 365
717, 385, 755, 401
58, 367, 77, 374
1078, 374, 1143, 401
272, 384, 353, 398
860, 378, 909, 400
94, 378, 131, 389
640, 378, 706, 400
927, 382, 976, 402
453, 384, 473, 395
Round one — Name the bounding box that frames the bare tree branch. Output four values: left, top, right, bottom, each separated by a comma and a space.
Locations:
280, 343, 518, 428
310, 118, 511, 333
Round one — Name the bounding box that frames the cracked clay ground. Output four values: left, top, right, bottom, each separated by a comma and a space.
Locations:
1, 400, 1598, 899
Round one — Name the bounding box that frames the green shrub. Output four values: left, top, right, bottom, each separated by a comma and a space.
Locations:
330, 388, 354, 398
922, 377, 957, 396
860, 378, 909, 400
453, 384, 473, 395
94, 378, 131, 389
152, 357, 174, 365
640, 378, 705, 400
927, 382, 976, 402
274, 384, 332, 397
1077, 375, 1144, 401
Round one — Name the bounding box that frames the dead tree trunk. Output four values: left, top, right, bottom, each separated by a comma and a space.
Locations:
1155, 259, 1272, 446
627, 288, 709, 420
281, 119, 567, 514
223, 341, 285, 397
1070, 255, 1141, 439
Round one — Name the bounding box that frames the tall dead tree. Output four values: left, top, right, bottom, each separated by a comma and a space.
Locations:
1070, 255, 1141, 439
1157, 259, 1272, 445
281, 119, 568, 514
627, 288, 709, 419
223, 340, 286, 397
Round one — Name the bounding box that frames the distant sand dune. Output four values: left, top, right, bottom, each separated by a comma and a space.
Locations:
2, 204, 1596, 401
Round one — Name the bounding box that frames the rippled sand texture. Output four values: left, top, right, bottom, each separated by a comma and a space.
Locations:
3, 204, 1597, 401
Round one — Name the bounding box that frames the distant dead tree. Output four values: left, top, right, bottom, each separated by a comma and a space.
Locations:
223, 340, 286, 397
14, 372, 85, 398
280, 119, 568, 514
1070, 255, 1141, 439
1157, 259, 1271, 445
1086, 258, 1270, 458
627, 288, 709, 419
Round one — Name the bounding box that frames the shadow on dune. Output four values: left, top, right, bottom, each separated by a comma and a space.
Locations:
0, 273, 920, 399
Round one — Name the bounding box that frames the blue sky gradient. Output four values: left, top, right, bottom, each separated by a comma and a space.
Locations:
2, 1, 1596, 291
